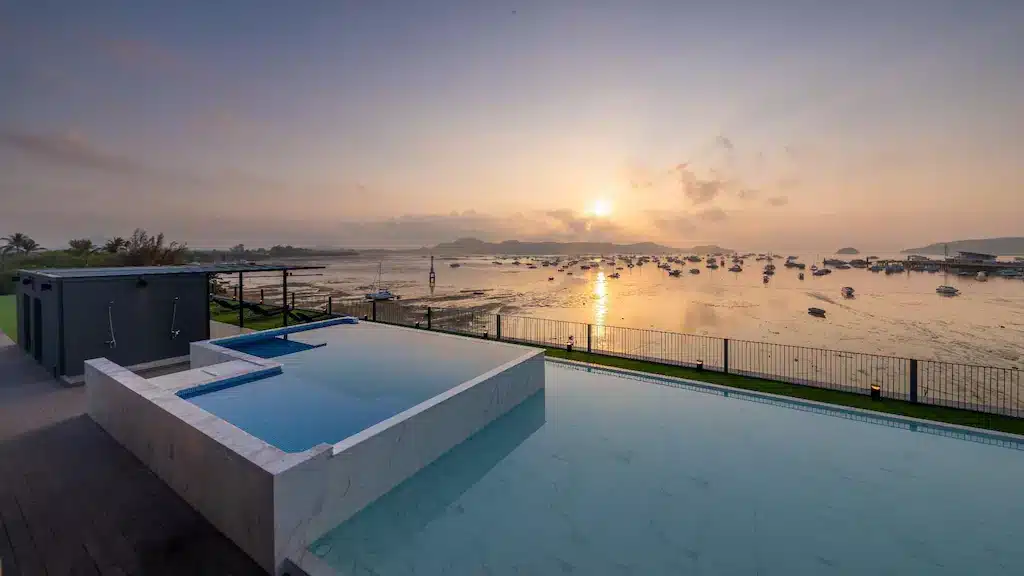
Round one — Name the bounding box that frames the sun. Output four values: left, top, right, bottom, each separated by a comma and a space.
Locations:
589, 198, 613, 218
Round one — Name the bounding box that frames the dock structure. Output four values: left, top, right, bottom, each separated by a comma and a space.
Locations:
884, 259, 1024, 273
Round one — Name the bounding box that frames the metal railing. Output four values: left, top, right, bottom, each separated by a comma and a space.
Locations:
223, 295, 1023, 419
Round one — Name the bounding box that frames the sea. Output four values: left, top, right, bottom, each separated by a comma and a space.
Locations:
233, 253, 1024, 369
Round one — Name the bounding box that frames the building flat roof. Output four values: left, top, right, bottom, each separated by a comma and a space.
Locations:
21, 263, 325, 279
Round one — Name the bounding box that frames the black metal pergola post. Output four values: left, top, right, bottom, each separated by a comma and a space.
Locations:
238, 271, 244, 329
282, 270, 288, 328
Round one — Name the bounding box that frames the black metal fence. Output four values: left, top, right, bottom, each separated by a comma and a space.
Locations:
228, 294, 1024, 419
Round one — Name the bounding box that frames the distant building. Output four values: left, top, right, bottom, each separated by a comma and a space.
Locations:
907, 255, 932, 261
955, 251, 997, 262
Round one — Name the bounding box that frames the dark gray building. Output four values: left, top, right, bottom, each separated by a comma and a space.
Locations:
12, 263, 316, 382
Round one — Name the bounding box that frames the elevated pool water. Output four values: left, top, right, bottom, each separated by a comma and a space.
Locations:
183, 322, 528, 452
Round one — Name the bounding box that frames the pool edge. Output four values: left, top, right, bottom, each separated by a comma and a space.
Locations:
547, 357, 1024, 445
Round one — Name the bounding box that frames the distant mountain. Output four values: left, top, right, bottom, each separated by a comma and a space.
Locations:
901, 237, 1024, 256
422, 237, 710, 256
836, 247, 860, 255
688, 244, 734, 254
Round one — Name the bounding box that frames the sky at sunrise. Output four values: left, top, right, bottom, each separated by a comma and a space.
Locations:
1, 0, 1022, 251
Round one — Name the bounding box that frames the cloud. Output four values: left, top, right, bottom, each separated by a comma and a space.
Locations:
766, 195, 789, 207
544, 209, 622, 239
674, 163, 728, 205
696, 207, 729, 222
0, 130, 157, 177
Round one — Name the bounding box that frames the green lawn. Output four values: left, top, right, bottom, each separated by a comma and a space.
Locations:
209, 301, 333, 333
210, 301, 1024, 435
0, 294, 16, 343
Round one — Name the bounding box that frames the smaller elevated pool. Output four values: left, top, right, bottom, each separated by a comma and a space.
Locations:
86, 318, 545, 573
185, 322, 529, 452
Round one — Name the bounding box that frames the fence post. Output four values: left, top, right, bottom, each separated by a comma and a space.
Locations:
291, 293, 296, 310
723, 338, 730, 374
327, 296, 332, 316
427, 307, 432, 330
260, 288, 264, 304
372, 299, 377, 322
587, 324, 592, 353
496, 314, 502, 340
909, 359, 919, 403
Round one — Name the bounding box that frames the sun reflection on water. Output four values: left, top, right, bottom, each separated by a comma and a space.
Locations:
593, 270, 608, 340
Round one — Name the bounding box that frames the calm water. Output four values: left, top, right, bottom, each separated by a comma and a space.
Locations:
238, 254, 1024, 368
310, 361, 1024, 575
187, 323, 526, 452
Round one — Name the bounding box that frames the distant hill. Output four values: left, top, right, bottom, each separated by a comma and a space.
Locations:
688, 245, 735, 254
901, 237, 1024, 256
422, 237, 707, 256
836, 247, 860, 255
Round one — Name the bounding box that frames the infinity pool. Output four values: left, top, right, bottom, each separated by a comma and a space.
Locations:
184, 323, 528, 452
309, 361, 1024, 575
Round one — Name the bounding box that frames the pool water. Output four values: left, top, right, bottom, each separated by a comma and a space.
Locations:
186, 323, 527, 452
309, 361, 1024, 575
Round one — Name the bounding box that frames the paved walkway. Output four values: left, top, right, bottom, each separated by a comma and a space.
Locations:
0, 337, 265, 575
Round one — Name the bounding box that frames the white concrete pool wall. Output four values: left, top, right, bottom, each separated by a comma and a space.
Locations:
85, 318, 545, 575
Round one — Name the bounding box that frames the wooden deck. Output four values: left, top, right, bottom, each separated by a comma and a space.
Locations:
0, 336, 265, 575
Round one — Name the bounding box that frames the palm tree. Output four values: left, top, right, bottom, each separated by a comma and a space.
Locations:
104, 237, 128, 254
20, 239, 42, 253
68, 238, 98, 255
2, 232, 31, 254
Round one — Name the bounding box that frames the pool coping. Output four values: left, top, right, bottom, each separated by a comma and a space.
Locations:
86, 317, 545, 574
547, 357, 1024, 446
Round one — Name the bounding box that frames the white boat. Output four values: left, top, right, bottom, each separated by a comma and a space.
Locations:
841, 286, 855, 298
936, 285, 960, 296
364, 263, 396, 301
976, 272, 988, 281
